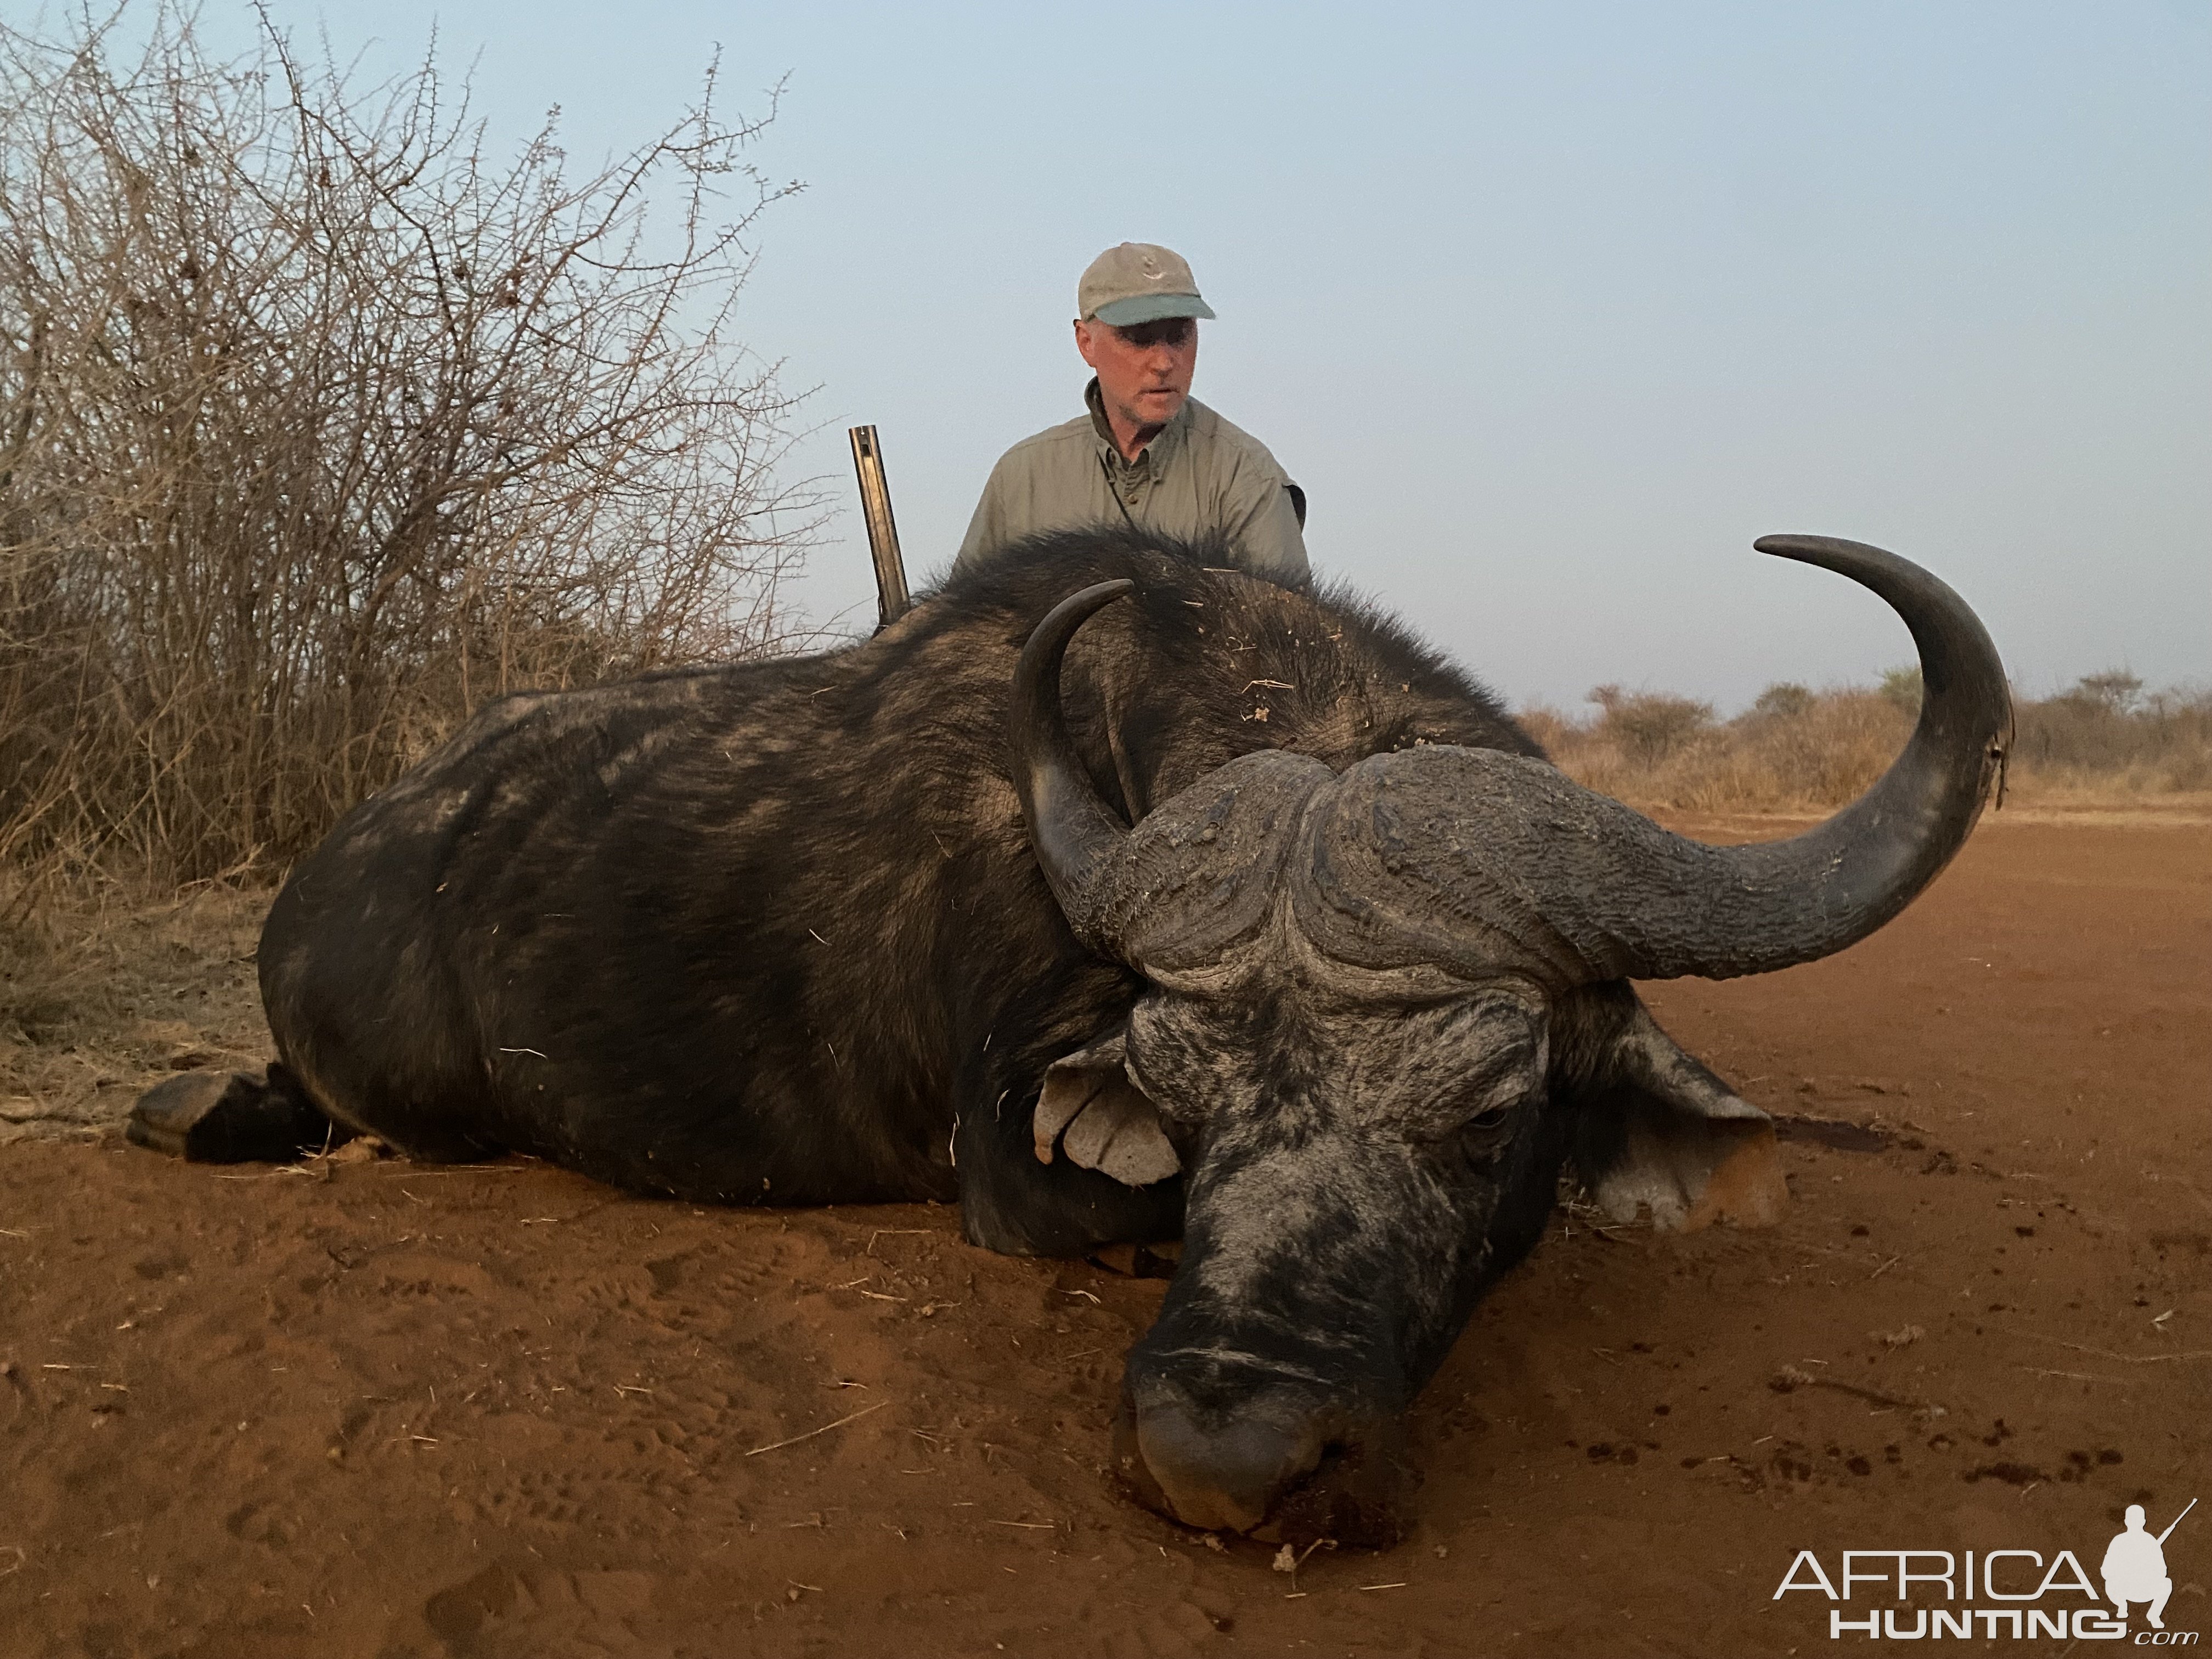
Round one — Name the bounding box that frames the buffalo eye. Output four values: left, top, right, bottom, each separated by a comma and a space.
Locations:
1423, 991, 1549, 1143
1408, 1094, 1522, 1146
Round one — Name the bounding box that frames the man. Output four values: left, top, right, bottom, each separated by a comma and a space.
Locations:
953, 242, 1310, 588
2102, 1503, 2177, 1630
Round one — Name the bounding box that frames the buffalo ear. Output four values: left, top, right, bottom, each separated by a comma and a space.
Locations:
1572, 1003, 1787, 1232
1033, 1030, 1182, 1188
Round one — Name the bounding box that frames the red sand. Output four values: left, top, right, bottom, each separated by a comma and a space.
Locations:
2, 817, 2207, 1657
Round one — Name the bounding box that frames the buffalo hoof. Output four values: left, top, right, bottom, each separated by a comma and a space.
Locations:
1110, 1385, 1412, 1549
126, 1068, 336, 1163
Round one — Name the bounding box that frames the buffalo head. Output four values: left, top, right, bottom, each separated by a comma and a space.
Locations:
1009, 535, 2010, 1541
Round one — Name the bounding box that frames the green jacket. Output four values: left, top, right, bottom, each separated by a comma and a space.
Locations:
953, 381, 1310, 587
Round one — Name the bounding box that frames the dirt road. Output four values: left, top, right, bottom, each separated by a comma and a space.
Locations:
2, 816, 2205, 1658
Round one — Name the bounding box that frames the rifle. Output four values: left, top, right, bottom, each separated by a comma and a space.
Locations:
848, 425, 911, 629
2158, 1498, 2196, 1545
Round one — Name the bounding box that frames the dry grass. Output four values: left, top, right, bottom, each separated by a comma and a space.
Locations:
2010, 679, 2212, 797
1526, 684, 1912, 813
1528, 673, 2212, 813
0, 872, 269, 1144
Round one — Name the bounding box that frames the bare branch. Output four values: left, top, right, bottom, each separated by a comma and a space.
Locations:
0, 2, 823, 883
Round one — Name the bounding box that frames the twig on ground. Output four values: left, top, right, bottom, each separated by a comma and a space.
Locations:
746, 1399, 889, 1456
2022, 1334, 2212, 1364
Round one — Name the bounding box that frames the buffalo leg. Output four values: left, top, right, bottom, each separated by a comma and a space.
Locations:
126, 1063, 348, 1163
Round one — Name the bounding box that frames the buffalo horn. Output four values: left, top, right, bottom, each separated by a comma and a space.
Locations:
1009, 579, 1332, 968
1008, 580, 1139, 949
1303, 537, 2011, 984
1575, 534, 2011, 979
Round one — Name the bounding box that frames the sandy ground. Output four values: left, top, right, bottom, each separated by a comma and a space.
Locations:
1, 814, 2206, 1658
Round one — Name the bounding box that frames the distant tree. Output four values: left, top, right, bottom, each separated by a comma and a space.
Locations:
1588, 684, 1714, 765
1748, 682, 1814, 722
1878, 667, 1923, 715
2069, 671, 2143, 714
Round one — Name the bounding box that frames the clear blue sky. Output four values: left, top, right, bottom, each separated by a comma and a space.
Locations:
206, 1, 2207, 709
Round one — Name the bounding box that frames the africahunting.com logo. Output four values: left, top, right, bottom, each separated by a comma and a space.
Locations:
1775, 1499, 2198, 1643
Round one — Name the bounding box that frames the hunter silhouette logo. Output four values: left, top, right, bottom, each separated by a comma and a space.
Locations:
2106, 1502, 2194, 1632
1774, 1497, 2200, 1642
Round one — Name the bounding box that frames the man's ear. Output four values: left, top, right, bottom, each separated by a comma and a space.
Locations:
1571, 1002, 1787, 1232
1073, 317, 1099, 369
1032, 1029, 1181, 1188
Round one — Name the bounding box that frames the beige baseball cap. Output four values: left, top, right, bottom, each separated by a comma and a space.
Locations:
1077, 242, 1217, 325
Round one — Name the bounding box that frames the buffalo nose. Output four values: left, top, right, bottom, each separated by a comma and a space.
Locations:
1133, 1396, 1325, 1533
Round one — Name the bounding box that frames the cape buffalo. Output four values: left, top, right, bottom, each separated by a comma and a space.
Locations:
129, 527, 2010, 1543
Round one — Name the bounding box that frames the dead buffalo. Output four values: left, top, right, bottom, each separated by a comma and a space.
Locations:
131, 527, 2009, 1543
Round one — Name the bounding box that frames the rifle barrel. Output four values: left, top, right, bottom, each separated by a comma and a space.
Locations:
848, 425, 911, 628
2157, 1497, 2196, 1545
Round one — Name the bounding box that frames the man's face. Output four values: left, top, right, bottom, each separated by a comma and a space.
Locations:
1076, 316, 1198, 435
